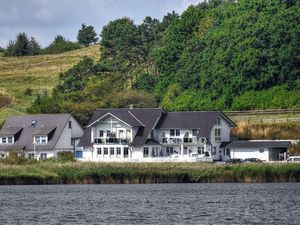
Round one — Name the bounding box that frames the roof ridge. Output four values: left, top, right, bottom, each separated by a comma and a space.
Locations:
128, 111, 145, 126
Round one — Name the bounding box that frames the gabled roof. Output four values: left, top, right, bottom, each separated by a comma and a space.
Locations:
155, 111, 235, 137
87, 109, 145, 127
0, 114, 71, 151
227, 140, 291, 149
0, 127, 23, 136
79, 108, 164, 147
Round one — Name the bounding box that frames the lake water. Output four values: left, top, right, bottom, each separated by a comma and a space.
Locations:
0, 183, 299, 225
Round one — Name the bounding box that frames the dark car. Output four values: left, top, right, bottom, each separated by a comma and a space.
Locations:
225, 158, 243, 164
243, 158, 263, 163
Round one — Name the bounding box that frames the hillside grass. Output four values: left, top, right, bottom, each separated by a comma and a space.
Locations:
0, 45, 100, 123
0, 161, 299, 184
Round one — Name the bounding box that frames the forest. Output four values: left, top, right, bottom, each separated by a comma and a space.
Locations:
26, 0, 300, 125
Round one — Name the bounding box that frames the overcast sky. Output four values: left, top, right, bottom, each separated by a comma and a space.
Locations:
0, 0, 201, 48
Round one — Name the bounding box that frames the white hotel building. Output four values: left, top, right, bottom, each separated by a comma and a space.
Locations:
77, 108, 236, 162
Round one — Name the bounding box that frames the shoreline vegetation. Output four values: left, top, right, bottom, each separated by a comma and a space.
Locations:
0, 162, 299, 185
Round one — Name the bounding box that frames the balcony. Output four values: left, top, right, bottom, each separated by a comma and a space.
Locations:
159, 137, 206, 145
94, 137, 130, 145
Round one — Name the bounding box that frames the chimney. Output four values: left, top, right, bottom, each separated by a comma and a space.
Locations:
129, 104, 134, 109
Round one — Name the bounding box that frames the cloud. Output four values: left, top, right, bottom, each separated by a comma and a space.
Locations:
0, 0, 203, 47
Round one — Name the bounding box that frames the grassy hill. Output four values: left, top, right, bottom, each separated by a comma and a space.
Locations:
0, 45, 100, 123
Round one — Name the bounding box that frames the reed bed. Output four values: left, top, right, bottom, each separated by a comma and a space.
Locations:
0, 162, 299, 185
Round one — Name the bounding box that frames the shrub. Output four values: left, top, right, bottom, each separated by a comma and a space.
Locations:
42, 35, 81, 54
0, 92, 12, 108
57, 151, 75, 162
5, 149, 30, 165
24, 88, 33, 96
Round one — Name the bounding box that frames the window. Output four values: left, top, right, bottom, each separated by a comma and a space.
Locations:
212, 146, 217, 155
215, 129, 221, 142
0, 153, 5, 159
107, 130, 111, 137
99, 130, 104, 137
2, 137, 6, 144
68, 121, 72, 129
97, 148, 102, 155
198, 147, 205, 154
34, 136, 47, 144
183, 147, 187, 154
110, 147, 114, 155
175, 130, 180, 136
117, 147, 121, 155
7, 137, 13, 143
40, 153, 47, 160
41, 136, 47, 143
143, 147, 149, 157
259, 149, 264, 153
202, 138, 206, 143
170, 129, 175, 136
28, 153, 34, 159
217, 117, 221, 125
104, 148, 108, 155
124, 147, 129, 157
192, 129, 198, 136
166, 147, 174, 155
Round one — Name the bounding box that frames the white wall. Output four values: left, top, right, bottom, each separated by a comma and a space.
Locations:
55, 116, 83, 151
92, 115, 137, 142
230, 148, 269, 161
210, 116, 232, 160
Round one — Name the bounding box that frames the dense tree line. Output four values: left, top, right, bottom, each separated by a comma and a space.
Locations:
29, 0, 300, 124
3, 24, 98, 56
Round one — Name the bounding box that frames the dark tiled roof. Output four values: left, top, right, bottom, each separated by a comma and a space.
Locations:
145, 138, 161, 145
130, 109, 164, 146
220, 142, 231, 148
0, 114, 71, 151
0, 127, 23, 136
32, 126, 56, 135
227, 141, 291, 149
88, 109, 144, 127
156, 111, 234, 137
77, 127, 92, 147
79, 108, 164, 147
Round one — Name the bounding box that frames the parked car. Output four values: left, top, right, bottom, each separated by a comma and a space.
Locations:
286, 156, 300, 163
225, 158, 243, 164
243, 158, 263, 163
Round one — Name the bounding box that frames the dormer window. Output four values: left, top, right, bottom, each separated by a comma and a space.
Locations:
0, 136, 14, 144
31, 120, 37, 128
34, 135, 47, 144
192, 129, 198, 136
7, 137, 13, 143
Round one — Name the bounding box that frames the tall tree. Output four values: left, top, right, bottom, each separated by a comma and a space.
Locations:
28, 37, 41, 55
77, 24, 99, 46
100, 18, 144, 86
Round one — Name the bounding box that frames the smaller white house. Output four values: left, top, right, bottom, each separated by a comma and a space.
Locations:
226, 140, 291, 161
0, 114, 83, 160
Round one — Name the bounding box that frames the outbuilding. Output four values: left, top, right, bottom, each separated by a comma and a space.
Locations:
226, 140, 291, 161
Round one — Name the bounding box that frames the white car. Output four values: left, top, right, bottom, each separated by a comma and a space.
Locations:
286, 156, 300, 163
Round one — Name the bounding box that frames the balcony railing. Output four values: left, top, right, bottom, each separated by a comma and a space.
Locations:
94, 137, 130, 145
159, 137, 206, 145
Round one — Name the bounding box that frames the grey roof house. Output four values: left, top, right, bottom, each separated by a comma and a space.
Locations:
0, 114, 83, 160
78, 108, 236, 162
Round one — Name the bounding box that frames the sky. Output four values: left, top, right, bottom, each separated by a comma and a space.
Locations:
0, 0, 201, 48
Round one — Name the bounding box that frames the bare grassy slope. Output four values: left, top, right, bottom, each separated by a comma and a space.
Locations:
0, 45, 100, 123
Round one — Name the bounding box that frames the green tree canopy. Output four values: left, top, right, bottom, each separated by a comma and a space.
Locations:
77, 23, 99, 46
